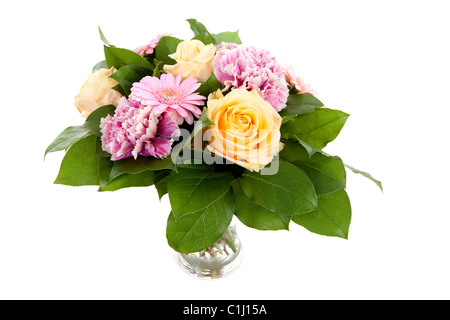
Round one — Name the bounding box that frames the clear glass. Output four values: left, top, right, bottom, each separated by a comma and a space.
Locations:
178, 222, 243, 279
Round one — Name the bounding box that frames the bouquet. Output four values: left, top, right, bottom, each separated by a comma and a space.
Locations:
46, 19, 381, 277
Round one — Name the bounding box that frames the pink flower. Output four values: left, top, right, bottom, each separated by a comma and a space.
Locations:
130, 73, 205, 125
100, 97, 180, 161
135, 33, 171, 56
284, 65, 317, 96
213, 44, 289, 112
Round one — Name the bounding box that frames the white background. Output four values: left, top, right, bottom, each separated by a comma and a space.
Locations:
1, 0, 449, 300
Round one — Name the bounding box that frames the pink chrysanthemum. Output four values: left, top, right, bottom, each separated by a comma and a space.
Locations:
284, 65, 317, 96
135, 33, 171, 56
213, 44, 289, 112
130, 73, 205, 125
100, 97, 180, 161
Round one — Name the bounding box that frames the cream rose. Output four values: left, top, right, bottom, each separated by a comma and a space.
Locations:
163, 40, 216, 83
205, 89, 283, 172
74, 67, 122, 118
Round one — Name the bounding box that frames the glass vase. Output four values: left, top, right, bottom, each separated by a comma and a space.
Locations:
178, 222, 243, 279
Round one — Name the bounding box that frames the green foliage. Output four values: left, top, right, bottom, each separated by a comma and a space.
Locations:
281, 108, 349, 149
104, 45, 153, 70
186, 19, 242, 45
345, 164, 383, 192
239, 161, 318, 216
280, 140, 346, 194
196, 73, 223, 97
166, 189, 234, 253
292, 189, 352, 239
109, 64, 153, 96
155, 36, 183, 65
279, 93, 324, 117
54, 135, 102, 186
233, 181, 290, 231
44, 124, 93, 159
85, 105, 116, 136
168, 165, 234, 218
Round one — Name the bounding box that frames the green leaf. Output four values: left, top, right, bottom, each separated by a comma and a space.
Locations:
98, 26, 112, 46
281, 108, 349, 149
44, 124, 94, 158
98, 171, 155, 192
239, 161, 318, 216
280, 140, 346, 194
168, 165, 234, 218
155, 174, 170, 200
279, 93, 324, 117
85, 105, 116, 137
212, 31, 242, 44
104, 45, 153, 70
109, 64, 152, 96
292, 189, 352, 239
109, 156, 176, 181
232, 181, 290, 231
186, 19, 211, 37
345, 164, 383, 192
155, 36, 183, 65
92, 60, 108, 72
192, 32, 214, 45
166, 189, 234, 253
197, 73, 223, 96
54, 135, 101, 186
98, 157, 114, 187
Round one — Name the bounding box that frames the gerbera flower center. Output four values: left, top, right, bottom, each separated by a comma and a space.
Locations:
161, 88, 179, 98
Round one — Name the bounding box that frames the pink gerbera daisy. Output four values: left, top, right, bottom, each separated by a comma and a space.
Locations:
130, 73, 205, 125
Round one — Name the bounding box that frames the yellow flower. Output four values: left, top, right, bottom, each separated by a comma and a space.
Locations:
74, 67, 122, 118
205, 89, 283, 171
163, 40, 216, 83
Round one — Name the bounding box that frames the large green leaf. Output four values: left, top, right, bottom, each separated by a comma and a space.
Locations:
54, 135, 101, 186
155, 36, 183, 65
281, 108, 349, 149
104, 45, 153, 70
98, 171, 156, 192
345, 164, 383, 192
292, 189, 352, 239
109, 64, 153, 96
44, 124, 93, 158
166, 189, 234, 253
232, 181, 290, 231
280, 140, 346, 194
109, 156, 176, 181
168, 165, 234, 218
239, 161, 318, 216
279, 93, 324, 117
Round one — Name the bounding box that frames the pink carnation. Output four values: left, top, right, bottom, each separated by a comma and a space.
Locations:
284, 65, 317, 96
135, 33, 171, 56
100, 97, 180, 161
213, 44, 289, 111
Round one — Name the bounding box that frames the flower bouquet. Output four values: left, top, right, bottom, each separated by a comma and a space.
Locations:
46, 19, 381, 278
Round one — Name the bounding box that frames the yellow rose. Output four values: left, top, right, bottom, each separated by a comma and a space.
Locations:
205, 89, 283, 172
74, 67, 122, 118
163, 40, 216, 83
